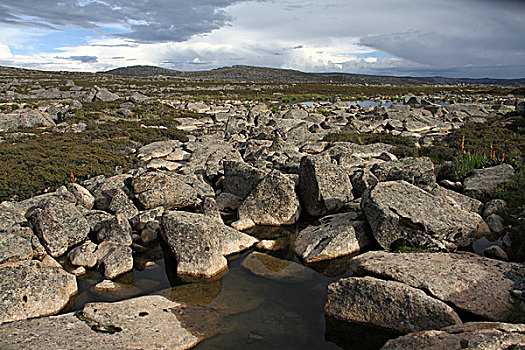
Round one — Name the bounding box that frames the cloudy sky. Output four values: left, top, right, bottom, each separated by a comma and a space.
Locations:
0, 0, 524, 78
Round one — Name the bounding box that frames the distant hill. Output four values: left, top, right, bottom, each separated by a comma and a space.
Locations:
105, 65, 525, 86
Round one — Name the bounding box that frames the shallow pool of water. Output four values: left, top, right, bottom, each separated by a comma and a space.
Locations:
69, 233, 397, 349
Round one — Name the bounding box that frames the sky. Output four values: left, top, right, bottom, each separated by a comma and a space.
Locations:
0, 0, 524, 78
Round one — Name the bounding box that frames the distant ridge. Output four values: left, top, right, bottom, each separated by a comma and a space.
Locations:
105, 65, 525, 86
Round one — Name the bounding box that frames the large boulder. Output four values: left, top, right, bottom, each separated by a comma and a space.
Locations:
26, 197, 90, 257
0, 296, 200, 349
361, 181, 484, 251
371, 157, 436, 190
237, 170, 301, 226
0, 226, 33, 265
222, 160, 267, 199
161, 211, 257, 278
381, 322, 525, 350
96, 242, 133, 280
298, 154, 353, 217
0, 109, 55, 132
136, 140, 182, 162
0, 260, 77, 323
95, 214, 133, 246
350, 251, 521, 321
463, 164, 515, 195
132, 171, 198, 210
325, 276, 461, 334
294, 212, 372, 263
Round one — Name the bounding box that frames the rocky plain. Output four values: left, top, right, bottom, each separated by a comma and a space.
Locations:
0, 65, 524, 349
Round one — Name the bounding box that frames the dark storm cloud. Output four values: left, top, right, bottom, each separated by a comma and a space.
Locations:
0, 0, 247, 42
68, 55, 98, 63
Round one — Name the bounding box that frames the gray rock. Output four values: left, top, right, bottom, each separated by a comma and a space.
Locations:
222, 160, 267, 199
381, 322, 525, 350
84, 210, 114, 232
350, 251, 520, 321
0, 260, 77, 323
371, 156, 436, 190
27, 197, 90, 257
0, 226, 33, 264
486, 214, 505, 234
0, 295, 200, 349
0, 204, 27, 231
105, 188, 139, 220
463, 164, 515, 195
216, 192, 244, 211
137, 140, 182, 162
429, 186, 484, 215
238, 170, 301, 226
129, 207, 164, 231
483, 199, 507, 219
95, 214, 133, 246
484, 245, 508, 261
349, 168, 379, 198
325, 276, 461, 334
361, 181, 484, 251
83, 174, 133, 211
94, 88, 119, 102
298, 154, 353, 217
66, 183, 95, 210
294, 213, 372, 263
132, 171, 198, 210
140, 221, 159, 245
68, 241, 98, 268
0, 109, 55, 132
97, 242, 133, 280
161, 211, 257, 278
241, 252, 316, 283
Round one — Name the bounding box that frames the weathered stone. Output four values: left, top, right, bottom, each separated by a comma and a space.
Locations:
106, 188, 139, 220
161, 211, 257, 278
97, 242, 133, 280
0, 226, 33, 264
0, 296, 200, 349
350, 251, 520, 321
361, 181, 484, 251
83, 174, 133, 211
66, 183, 95, 210
222, 160, 268, 199
326, 276, 460, 334
129, 207, 164, 231
132, 171, 198, 210
0, 109, 55, 132
484, 245, 509, 261
140, 221, 159, 245
371, 157, 436, 190
230, 218, 256, 231
463, 164, 515, 195
94, 88, 119, 102
486, 214, 505, 234
26, 197, 90, 257
0, 204, 27, 231
241, 252, 316, 283
429, 186, 484, 214
84, 210, 113, 232
294, 213, 372, 263
216, 192, 244, 211
0, 260, 77, 323
349, 168, 378, 198
483, 199, 507, 219
238, 170, 301, 226
68, 241, 98, 268
95, 214, 133, 246
298, 154, 353, 217
381, 322, 525, 350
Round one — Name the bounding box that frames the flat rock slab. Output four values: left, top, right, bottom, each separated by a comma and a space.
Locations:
161, 211, 257, 278
325, 276, 461, 334
350, 251, 521, 321
241, 252, 317, 283
463, 164, 515, 195
371, 156, 436, 190
0, 260, 77, 323
0, 295, 199, 350
361, 180, 483, 251
381, 322, 525, 350
294, 212, 372, 263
